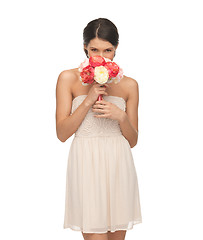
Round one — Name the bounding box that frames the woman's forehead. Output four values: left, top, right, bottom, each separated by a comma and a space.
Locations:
88, 38, 113, 48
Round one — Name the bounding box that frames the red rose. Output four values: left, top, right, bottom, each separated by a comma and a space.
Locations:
89, 56, 106, 67
104, 62, 119, 78
80, 65, 95, 83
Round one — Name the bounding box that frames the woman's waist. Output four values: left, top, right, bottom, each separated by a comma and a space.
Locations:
74, 132, 123, 137
74, 116, 122, 137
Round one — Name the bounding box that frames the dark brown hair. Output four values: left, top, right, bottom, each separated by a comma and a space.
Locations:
83, 18, 119, 58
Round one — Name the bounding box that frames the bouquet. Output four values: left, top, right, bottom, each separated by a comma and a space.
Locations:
78, 55, 124, 101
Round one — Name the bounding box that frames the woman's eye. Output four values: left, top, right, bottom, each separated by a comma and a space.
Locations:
91, 49, 97, 52
106, 49, 112, 52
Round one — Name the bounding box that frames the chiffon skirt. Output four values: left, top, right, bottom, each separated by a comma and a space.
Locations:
63, 135, 142, 233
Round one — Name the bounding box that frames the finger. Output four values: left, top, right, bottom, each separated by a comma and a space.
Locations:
95, 102, 106, 107
98, 91, 108, 96
96, 100, 106, 105
94, 114, 108, 118
98, 92, 108, 96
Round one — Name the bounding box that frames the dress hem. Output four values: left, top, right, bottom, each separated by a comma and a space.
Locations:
63, 220, 142, 233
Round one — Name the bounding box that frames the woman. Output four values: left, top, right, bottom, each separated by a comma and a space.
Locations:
56, 18, 142, 240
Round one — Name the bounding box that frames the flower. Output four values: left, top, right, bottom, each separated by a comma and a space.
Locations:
94, 66, 109, 84
117, 67, 124, 80
103, 57, 112, 62
89, 56, 106, 67
104, 62, 120, 78
79, 55, 123, 85
111, 66, 124, 84
78, 58, 89, 72
80, 65, 95, 83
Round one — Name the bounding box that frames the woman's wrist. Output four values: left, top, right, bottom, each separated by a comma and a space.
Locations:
83, 97, 93, 108
118, 110, 127, 123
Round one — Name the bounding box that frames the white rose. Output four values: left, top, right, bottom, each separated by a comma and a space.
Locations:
94, 66, 109, 84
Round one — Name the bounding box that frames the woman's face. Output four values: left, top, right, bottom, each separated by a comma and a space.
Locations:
84, 37, 118, 61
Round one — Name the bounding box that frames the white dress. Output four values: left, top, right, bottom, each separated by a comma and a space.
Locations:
63, 95, 142, 233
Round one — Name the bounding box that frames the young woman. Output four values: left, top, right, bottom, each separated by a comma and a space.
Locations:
56, 18, 142, 240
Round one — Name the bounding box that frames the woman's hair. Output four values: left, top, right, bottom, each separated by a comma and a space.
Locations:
83, 18, 119, 58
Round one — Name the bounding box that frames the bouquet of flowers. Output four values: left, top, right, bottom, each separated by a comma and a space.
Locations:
78, 55, 123, 101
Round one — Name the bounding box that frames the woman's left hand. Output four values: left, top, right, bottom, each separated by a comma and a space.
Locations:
92, 99, 124, 121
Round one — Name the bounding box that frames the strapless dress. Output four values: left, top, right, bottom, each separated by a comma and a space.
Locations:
63, 95, 142, 233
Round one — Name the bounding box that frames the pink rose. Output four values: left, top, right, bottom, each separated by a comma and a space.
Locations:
78, 58, 89, 72
103, 57, 112, 62
104, 62, 120, 78
80, 65, 95, 84
111, 66, 124, 84
89, 56, 106, 67
117, 67, 124, 80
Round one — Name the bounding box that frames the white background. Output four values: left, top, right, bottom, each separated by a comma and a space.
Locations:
0, 0, 202, 239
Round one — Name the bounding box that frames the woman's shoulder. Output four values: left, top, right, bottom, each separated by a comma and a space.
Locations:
58, 68, 79, 78
123, 75, 139, 87
121, 75, 139, 102
57, 68, 79, 84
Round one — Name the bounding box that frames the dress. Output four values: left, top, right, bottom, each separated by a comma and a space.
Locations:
63, 94, 142, 233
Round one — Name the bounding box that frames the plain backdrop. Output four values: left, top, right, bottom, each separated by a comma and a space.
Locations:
0, 0, 202, 239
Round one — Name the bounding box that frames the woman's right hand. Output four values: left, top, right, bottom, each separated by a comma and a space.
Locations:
85, 82, 110, 106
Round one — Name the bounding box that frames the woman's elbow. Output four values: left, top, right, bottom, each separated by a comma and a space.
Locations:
130, 139, 138, 148
56, 133, 66, 142
56, 128, 67, 142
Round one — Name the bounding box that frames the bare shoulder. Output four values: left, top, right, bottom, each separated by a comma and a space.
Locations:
123, 75, 139, 100
56, 68, 79, 87
124, 75, 138, 87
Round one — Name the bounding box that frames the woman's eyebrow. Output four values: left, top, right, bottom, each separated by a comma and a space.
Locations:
90, 47, 113, 50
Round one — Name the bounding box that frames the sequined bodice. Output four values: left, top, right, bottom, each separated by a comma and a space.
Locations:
71, 95, 126, 137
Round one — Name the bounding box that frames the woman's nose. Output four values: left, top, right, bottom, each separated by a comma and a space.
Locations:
98, 52, 103, 57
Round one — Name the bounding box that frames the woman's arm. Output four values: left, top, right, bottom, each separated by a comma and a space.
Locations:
118, 78, 139, 148
55, 70, 92, 142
